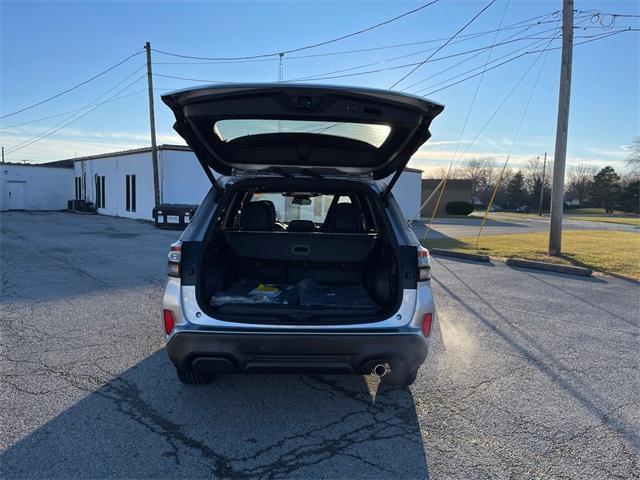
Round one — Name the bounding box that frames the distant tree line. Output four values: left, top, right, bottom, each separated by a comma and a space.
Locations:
434, 144, 639, 214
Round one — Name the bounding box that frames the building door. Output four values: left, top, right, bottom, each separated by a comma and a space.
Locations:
8, 182, 25, 210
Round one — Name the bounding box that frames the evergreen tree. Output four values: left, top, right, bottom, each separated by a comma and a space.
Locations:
505, 170, 527, 208
588, 166, 621, 213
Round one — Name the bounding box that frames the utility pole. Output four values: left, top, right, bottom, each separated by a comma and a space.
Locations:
278, 53, 284, 132
1, 147, 4, 164
538, 152, 547, 216
145, 41, 161, 208
278, 53, 284, 82
549, 0, 573, 255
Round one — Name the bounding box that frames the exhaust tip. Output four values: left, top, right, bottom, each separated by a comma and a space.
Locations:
373, 364, 387, 377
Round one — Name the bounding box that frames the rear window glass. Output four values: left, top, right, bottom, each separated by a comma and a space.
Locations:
253, 193, 350, 223
214, 120, 391, 148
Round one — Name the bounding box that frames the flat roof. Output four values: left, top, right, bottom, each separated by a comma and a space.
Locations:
3, 161, 73, 169
58, 144, 424, 175
60, 144, 191, 163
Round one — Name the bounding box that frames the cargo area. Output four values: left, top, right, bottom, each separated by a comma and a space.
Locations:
196, 183, 404, 324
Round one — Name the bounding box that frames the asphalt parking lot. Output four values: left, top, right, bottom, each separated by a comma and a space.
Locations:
1, 211, 639, 479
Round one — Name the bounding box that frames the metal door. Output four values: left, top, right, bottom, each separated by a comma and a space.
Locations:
8, 182, 25, 209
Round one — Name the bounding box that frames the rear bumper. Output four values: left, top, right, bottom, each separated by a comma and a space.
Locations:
166, 331, 428, 376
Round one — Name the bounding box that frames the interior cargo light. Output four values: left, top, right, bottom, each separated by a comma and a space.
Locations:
163, 309, 175, 335
422, 313, 433, 337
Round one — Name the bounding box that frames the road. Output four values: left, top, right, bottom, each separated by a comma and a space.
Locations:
1, 212, 639, 479
412, 214, 639, 240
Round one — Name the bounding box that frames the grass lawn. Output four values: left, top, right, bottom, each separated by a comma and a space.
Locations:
426, 230, 640, 280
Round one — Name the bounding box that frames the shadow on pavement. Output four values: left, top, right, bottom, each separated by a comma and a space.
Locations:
1, 351, 429, 479
518, 269, 638, 329
432, 262, 640, 455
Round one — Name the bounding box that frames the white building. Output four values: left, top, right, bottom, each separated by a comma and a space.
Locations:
69, 144, 423, 220
0, 163, 74, 211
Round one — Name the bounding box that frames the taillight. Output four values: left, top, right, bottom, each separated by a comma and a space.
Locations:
422, 313, 433, 337
167, 241, 181, 277
163, 309, 175, 335
418, 246, 431, 281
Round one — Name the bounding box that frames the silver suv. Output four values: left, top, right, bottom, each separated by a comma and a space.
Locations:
161, 84, 443, 389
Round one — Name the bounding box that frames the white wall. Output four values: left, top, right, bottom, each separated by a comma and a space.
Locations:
160, 149, 212, 205
0, 165, 74, 210
387, 169, 422, 219
74, 152, 155, 220
72, 149, 422, 221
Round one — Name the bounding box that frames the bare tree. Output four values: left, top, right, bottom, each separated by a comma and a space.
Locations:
431, 165, 466, 180
567, 163, 596, 207
524, 157, 552, 209
524, 157, 551, 193
463, 156, 498, 204
627, 137, 640, 175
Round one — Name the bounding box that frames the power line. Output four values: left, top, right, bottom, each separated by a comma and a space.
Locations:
411, 31, 560, 94
477, 26, 557, 248
150, 12, 564, 65
401, 24, 555, 91
0, 49, 144, 120
390, 0, 497, 89
289, 25, 559, 83
403, 11, 602, 91
0, 88, 147, 131
5, 73, 146, 155
420, 28, 636, 96
421, 0, 511, 239
1, 64, 147, 130
153, 73, 229, 83
437, 28, 562, 174
151, 1, 441, 62
150, 26, 634, 96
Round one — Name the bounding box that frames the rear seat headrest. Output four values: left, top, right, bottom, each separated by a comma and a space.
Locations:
241, 201, 274, 230
329, 203, 363, 233
287, 220, 316, 232
256, 200, 277, 225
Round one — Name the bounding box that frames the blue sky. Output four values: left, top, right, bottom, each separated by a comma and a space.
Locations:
1, 0, 638, 176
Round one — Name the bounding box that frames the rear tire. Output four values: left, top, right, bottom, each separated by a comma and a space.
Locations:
175, 367, 211, 385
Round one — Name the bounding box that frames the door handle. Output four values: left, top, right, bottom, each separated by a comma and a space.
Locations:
291, 244, 311, 255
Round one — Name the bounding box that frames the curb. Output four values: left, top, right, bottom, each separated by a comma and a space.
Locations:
429, 248, 491, 263
505, 258, 592, 277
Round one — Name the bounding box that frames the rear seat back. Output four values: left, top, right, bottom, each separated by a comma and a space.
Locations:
326, 203, 363, 233
287, 220, 315, 232
240, 201, 275, 230
224, 231, 377, 263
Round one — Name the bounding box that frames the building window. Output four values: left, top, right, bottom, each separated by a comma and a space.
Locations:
131, 175, 136, 212
101, 176, 105, 208
95, 175, 106, 209
125, 175, 130, 211
125, 175, 136, 212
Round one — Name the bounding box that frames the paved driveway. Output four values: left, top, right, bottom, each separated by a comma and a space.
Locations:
1, 212, 638, 479
412, 214, 639, 240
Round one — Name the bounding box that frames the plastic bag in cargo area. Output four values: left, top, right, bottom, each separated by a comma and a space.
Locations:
210, 279, 298, 307
298, 279, 378, 308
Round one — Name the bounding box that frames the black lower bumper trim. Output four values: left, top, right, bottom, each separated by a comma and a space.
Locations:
166, 331, 428, 375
